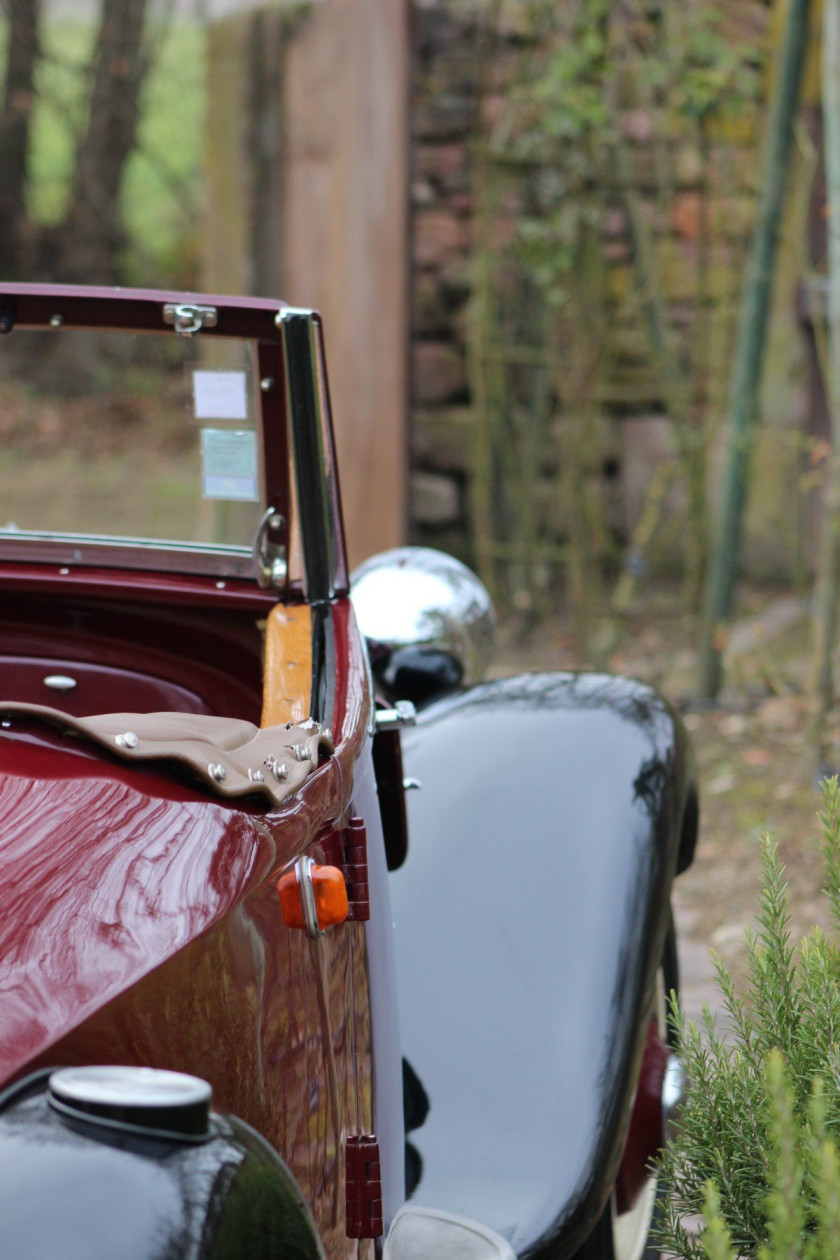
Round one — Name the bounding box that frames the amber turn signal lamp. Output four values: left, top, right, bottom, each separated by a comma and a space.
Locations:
277, 860, 349, 936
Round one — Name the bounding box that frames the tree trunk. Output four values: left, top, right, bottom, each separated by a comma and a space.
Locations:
697, 0, 813, 698
55, 0, 152, 282
0, 0, 41, 278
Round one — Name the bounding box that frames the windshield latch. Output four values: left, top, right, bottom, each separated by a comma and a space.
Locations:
253, 507, 288, 591
162, 303, 218, 337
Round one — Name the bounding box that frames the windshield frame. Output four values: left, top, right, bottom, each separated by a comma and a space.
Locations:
0, 284, 291, 585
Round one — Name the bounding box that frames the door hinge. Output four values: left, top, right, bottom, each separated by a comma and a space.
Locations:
346, 1134, 383, 1239
343, 816, 369, 921
321, 816, 370, 922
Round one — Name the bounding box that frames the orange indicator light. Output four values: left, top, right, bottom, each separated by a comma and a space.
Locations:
277, 862, 349, 934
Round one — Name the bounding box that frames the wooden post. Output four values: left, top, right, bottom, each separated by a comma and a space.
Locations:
204, 0, 410, 569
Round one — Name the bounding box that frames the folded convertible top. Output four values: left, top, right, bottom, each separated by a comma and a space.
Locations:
0, 704, 333, 808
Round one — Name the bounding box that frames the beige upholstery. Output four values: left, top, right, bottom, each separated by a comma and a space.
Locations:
0, 703, 332, 809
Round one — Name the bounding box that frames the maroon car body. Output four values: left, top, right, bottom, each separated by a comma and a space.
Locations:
0, 284, 696, 1260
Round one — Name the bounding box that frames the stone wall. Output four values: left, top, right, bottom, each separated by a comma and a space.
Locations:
203, 0, 813, 581
407, 0, 812, 585
408, 1, 484, 560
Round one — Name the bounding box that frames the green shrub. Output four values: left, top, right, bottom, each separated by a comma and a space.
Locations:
659, 778, 840, 1258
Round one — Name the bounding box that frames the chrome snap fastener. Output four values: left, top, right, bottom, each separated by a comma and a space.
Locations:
43, 675, 77, 692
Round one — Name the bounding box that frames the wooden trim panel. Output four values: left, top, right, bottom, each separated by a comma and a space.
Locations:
261, 603, 313, 726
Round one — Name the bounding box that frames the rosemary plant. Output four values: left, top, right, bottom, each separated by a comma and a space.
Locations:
658, 778, 840, 1259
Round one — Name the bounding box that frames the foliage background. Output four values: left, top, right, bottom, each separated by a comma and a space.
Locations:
0, 1, 205, 284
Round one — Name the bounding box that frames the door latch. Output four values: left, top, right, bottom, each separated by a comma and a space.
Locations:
252, 507, 287, 591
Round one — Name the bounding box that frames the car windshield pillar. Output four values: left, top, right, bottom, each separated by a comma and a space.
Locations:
278, 308, 348, 604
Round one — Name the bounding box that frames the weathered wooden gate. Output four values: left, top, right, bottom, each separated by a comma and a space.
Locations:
204, 0, 409, 567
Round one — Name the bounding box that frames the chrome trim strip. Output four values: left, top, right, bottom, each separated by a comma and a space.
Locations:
296, 856, 324, 940
48, 1095, 210, 1145
0, 533, 257, 579
276, 308, 337, 604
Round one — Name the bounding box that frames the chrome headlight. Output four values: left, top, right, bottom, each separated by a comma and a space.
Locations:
350, 547, 496, 704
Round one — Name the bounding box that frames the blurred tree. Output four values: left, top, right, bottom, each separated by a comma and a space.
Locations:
0, 0, 162, 283
0, 0, 41, 278
55, 0, 152, 282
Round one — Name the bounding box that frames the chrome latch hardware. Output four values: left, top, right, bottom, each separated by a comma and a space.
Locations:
162, 303, 218, 337
252, 506, 287, 591
297, 857, 323, 939
374, 700, 417, 732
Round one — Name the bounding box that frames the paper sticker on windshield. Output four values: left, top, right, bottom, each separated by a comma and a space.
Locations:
201, 429, 258, 501
192, 370, 249, 421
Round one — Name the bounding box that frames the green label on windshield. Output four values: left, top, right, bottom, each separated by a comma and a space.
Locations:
201, 428, 258, 501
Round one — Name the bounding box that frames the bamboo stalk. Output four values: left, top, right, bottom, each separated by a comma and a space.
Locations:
697, 0, 813, 698
601, 136, 706, 635
808, 0, 840, 766
478, 540, 569, 560
594, 458, 679, 666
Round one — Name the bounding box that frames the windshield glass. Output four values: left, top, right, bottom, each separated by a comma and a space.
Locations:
0, 327, 265, 557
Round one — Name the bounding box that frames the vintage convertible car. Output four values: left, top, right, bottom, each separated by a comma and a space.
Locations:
0, 284, 697, 1259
